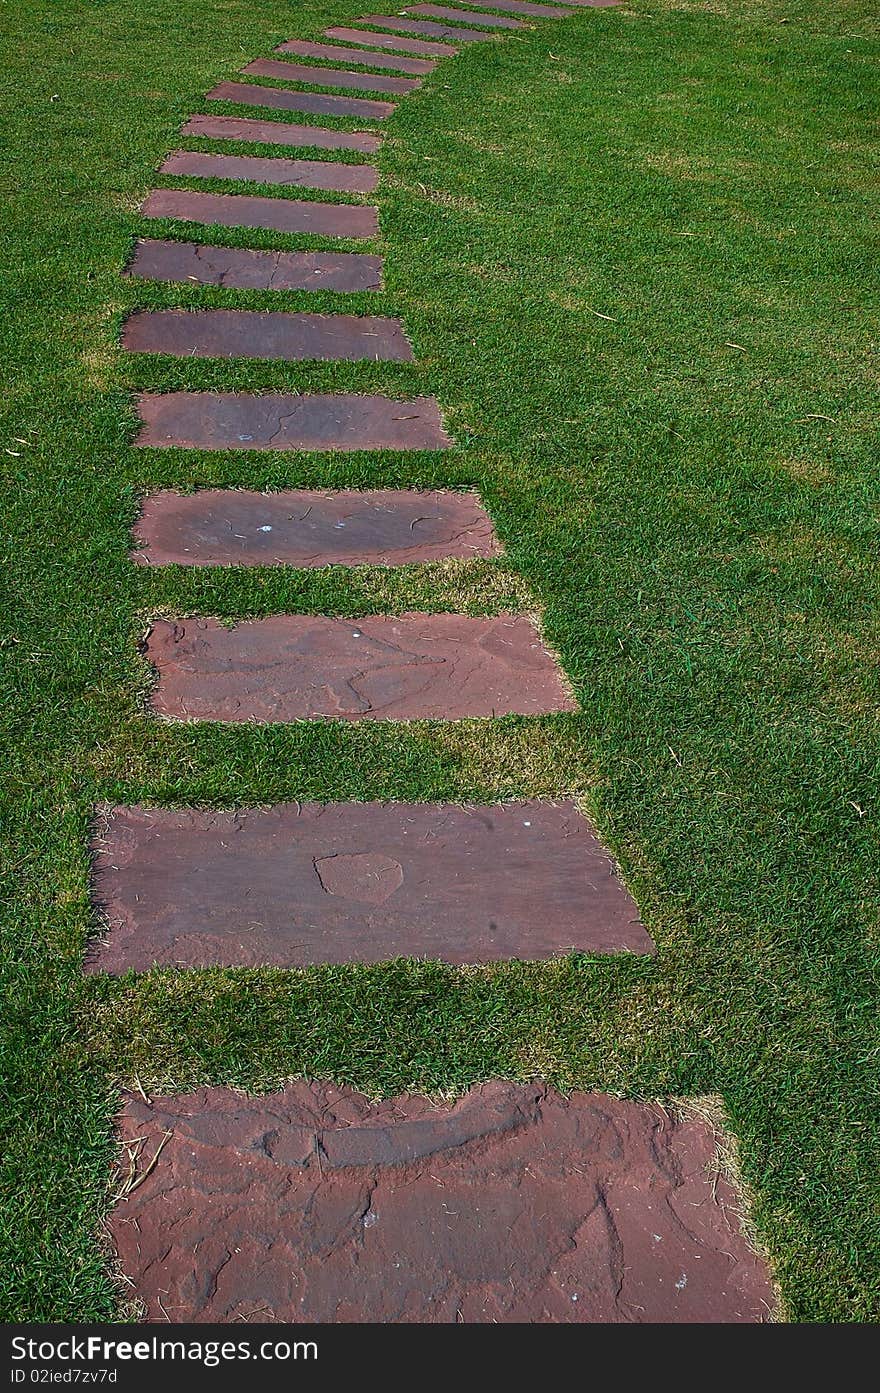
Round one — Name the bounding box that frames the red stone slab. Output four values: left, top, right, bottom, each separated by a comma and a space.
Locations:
407, 5, 523, 28
89, 801, 647, 971
447, 0, 571, 14
325, 26, 459, 56
182, 113, 381, 153
141, 189, 378, 238
123, 240, 383, 292
122, 311, 412, 363
206, 80, 394, 121
160, 150, 378, 194
277, 39, 436, 75
144, 613, 575, 723
356, 15, 493, 42
132, 488, 500, 567
242, 58, 420, 96
107, 1080, 775, 1322
135, 392, 450, 452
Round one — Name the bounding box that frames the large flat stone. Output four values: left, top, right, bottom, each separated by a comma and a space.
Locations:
182, 113, 381, 153
143, 613, 576, 722
106, 1080, 775, 1322
141, 188, 378, 237
406, 5, 523, 28
122, 240, 383, 291
123, 311, 412, 362
135, 392, 450, 451
160, 150, 378, 193
206, 80, 394, 121
356, 15, 493, 42
242, 58, 420, 96
446, 0, 572, 14
277, 39, 436, 74
324, 26, 459, 56
89, 801, 648, 971
132, 488, 500, 567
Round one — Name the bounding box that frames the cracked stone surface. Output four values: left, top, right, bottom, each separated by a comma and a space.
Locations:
181, 113, 382, 153
122, 310, 412, 363
143, 613, 576, 722
131, 488, 500, 566
277, 39, 436, 75
88, 800, 651, 971
356, 15, 493, 43
206, 80, 394, 120
242, 58, 421, 96
324, 27, 460, 57
407, 6, 524, 29
107, 1081, 774, 1323
160, 150, 379, 194
141, 188, 378, 238
123, 240, 383, 292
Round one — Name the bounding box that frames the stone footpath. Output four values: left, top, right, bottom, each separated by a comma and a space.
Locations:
95, 1, 777, 1322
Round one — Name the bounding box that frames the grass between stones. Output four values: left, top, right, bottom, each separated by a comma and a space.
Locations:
2, 0, 879, 1321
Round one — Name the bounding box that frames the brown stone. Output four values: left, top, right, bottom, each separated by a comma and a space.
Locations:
140, 188, 378, 238
324, 26, 459, 56
106, 1080, 775, 1322
407, 5, 523, 28
122, 240, 383, 292
88, 801, 649, 971
122, 311, 412, 363
242, 58, 420, 96
206, 80, 394, 121
182, 113, 381, 153
143, 613, 576, 723
356, 15, 493, 42
132, 488, 500, 567
276, 39, 436, 75
135, 392, 450, 452
445, 0, 571, 14
160, 150, 378, 194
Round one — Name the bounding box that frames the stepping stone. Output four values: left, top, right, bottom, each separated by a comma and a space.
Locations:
122, 311, 413, 363
132, 488, 500, 566
135, 392, 450, 452
160, 150, 378, 194
206, 80, 394, 121
277, 39, 436, 75
242, 58, 420, 96
106, 1080, 775, 1323
143, 613, 576, 723
89, 801, 648, 971
324, 26, 459, 56
141, 189, 378, 238
406, 5, 524, 28
447, 0, 572, 14
182, 113, 381, 153
123, 240, 383, 292
355, 15, 494, 42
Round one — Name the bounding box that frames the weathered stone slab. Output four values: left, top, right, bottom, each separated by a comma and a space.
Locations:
89, 801, 648, 970
356, 15, 492, 42
182, 113, 381, 153
407, 5, 523, 28
122, 240, 383, 292
206, 80, 394, 121
106, 1080, 775, 1322
447, 0, 571, 14
277, 39, 436, 75
160, 150, 378, 194
242, 58, 420, 96
141, 188, 378, 238
143, 613, 576, 722
132, 488, 500, 567
122, 311, 412, 363
324, 26, 459, 56
135, 392, 450, 452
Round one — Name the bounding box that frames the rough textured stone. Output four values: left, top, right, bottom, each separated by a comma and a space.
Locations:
407, 5, 523, 28
324, 26, 459, 56
242, 58, 420, 96
276, 39, 436, 75
143, 613, 576, 722
122, 240, 383, 292
107, 1081, 775, 1323
88, 801, 650, 971
160, 150, 378, 193
356, 15, 492, 42
122, 311, 412, 363
132, 488, 500, 567
182, 113, 381, 153
206, 80, 394, 121
448, 0, 571, 14
135, 392, 450, 452
141, 188, 378, 238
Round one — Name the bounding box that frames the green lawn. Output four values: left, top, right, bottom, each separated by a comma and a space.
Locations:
2, 0, 879, 1322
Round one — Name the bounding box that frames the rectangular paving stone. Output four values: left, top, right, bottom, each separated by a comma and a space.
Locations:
122, 310, 412, 363
132, 488, 501, 567
89, 801, 648, 971
135, 392, 451, 452
206, 80, 394, 121
407, 5, 524, 28
325, 26, 459, 56
122, 240, 383, 292
356, 15, 493, 42
277, 39, 436, 75
160, 150, 378, 194
449, 0, 572, 14
106, 1080, 774, 1322
182, 113, 381, 153
141, 188, 378, 238
242, 58, 420, 96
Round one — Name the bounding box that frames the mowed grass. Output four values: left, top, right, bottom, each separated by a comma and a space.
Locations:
2, 0, 879, 1321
